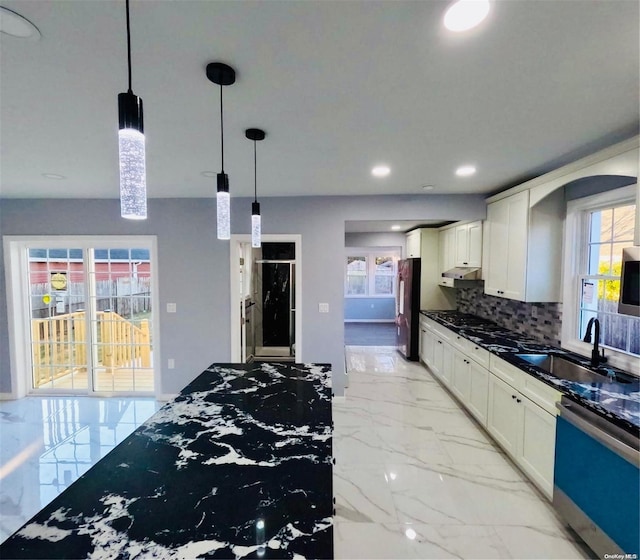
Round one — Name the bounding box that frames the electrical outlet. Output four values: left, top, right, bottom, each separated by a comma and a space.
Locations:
167, 303, 177, 313
531, 306, 538, 318
168, 358, 175, 369
319, 303, 329, 313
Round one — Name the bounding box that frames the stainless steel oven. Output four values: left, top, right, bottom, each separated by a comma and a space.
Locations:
618, 246, 639, 317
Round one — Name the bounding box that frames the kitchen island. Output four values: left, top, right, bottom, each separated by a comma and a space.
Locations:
0, 363, 334, 559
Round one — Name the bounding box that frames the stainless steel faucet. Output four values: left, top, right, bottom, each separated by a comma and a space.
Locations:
583, 318, 607, 368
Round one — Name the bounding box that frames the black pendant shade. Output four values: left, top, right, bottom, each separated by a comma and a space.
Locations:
206, 62, 236, 240
118, 91, 144, 133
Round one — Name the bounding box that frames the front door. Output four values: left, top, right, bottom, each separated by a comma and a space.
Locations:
24, 243, 155, 394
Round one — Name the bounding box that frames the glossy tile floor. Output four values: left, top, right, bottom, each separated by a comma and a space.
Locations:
0, 396, 161, 542
1, 348, 593, 558
334, 346, 593, 559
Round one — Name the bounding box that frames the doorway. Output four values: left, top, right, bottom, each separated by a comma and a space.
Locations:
4, 237, 159, 397
254, 243, 296, 361
230, 235, 302, 363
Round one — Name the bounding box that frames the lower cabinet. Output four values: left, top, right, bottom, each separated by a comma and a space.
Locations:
487, 373, 556, 499
467, 360, 489, 426
420, 323, 433, 365
420, 318, 557, 500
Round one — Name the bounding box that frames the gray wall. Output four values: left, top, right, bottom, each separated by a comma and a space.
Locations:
0, 194, 486, 396
344, 298, 396, 321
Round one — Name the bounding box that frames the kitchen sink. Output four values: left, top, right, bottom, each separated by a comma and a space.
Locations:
514, 353, 633, 384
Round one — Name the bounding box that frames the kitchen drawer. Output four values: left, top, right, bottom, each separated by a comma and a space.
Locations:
468, 343, 490, 369
450, 332, 469, 354
489, 355, 524, 392
521, 375, 562, 416
429, 320, 453, 342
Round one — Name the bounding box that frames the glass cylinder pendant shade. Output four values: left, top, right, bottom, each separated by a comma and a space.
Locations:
118, 92, 147, 220
251, 201, 261, 248
217, 173, 231, 240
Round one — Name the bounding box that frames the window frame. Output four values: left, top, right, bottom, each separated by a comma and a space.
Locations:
344, 247, 400, 298
561, 184, 639, 374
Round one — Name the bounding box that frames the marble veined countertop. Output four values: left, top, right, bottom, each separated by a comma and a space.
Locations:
421, 310, 640, 437
0, 363, 334, 559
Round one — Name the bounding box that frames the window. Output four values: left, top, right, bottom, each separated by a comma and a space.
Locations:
563, 185, 639, 372
345, 250, 399, 297
346, 256, 367, 295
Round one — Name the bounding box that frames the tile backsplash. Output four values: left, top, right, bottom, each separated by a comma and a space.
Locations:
456, 286, 562, 346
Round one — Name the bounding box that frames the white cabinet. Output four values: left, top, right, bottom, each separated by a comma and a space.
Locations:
438, 228, 456, 285
487, 355, 561, 499
419, 322, 434, 365
467, 360, 489, 426
487, 373, 522, 457
484, 188, 563, 302
406, 230, 421, 258
421, 320, 562, 500
451, 351, 471, 402
455, 221, 482, 267
485, 191, 528, 300
518, 396, 557, 497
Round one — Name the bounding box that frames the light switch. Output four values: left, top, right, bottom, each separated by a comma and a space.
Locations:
167, 303, 177, 313
319, 303, 329, 313
168, 358, 175, 369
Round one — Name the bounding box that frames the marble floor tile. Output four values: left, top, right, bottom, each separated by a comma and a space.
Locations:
336, 346, 591, 560
0, 396, 160, 542
492, 524, 594, 559
334, 522, 511, 559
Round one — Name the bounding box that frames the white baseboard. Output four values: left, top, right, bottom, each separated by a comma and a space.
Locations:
0, 392, 16, 400
156, 393, 179, 402
344, 319, 395, 323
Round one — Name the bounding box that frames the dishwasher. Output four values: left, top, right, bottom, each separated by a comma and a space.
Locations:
554, 396, 639, 558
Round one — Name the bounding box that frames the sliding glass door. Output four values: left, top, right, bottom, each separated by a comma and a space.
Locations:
23, 241, 155, 394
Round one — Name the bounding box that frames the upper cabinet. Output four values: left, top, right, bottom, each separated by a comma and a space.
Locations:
484, 189, 563, 302
406, 229, 421, 258
438, 221, 483, 287
438, 228, 456, 275
454, 220, 482, 267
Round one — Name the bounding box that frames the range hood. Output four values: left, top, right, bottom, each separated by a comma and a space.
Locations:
442, 267, 481, 280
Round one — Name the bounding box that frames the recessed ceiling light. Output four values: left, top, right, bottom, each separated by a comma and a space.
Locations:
42, 173, 66, 180
201, 171, 217, 177
391, 225, 402, 231
422, 185, 435, 191
405, 528, 417, 540
443, 0, 490, 32
371, 165, 391, 178
0, 6, 41, 39
455, 165, 476, 177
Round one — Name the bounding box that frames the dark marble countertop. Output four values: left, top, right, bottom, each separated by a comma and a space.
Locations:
421, 310, 640, 437
0, 363, 334, 559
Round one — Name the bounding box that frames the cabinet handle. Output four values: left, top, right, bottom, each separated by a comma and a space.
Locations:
516, 398, 522, 403
463, 262, 468, 265
438, 340, 442, 344
511, 395, 517, 399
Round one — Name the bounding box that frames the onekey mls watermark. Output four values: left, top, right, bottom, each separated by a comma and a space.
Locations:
603, 554, 638, 559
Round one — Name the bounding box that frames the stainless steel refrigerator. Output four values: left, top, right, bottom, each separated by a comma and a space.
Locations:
396, 258, 421, 361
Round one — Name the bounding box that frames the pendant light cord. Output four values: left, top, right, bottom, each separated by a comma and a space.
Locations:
220, 84, 225, 172
125, 0, 132, 94
253, 140, 257, 202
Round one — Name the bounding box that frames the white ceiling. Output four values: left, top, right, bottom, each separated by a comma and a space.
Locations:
0, 0, 638, 202
345, 220, 446, 233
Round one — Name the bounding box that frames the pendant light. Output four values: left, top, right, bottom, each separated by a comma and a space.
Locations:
118, 0, 147, 220
206, 62, 236, 240
245, 128, 266, 248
